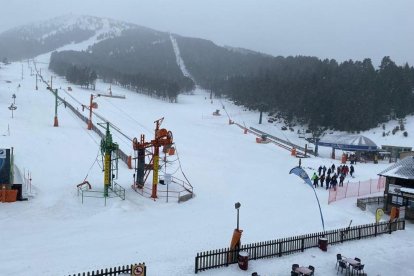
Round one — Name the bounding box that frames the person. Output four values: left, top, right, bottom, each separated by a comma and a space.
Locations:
322, 165, 327, 175
331, 164, 335, 173
330, 174, 338, 191
311, 172, 319, 188
318, 165, 323, 176
325, 174, 331, 190
327, 167, 331, 175
339, 173, 345, 187
319, 173, 325, 188
350, 165, 355, 177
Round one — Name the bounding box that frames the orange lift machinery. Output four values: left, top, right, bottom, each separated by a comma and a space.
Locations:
132, 117, 173, 199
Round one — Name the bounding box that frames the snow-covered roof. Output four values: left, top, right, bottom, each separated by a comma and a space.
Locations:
378, 156, 414, 179
400, 187, 414, 194
318, 134, 378, 151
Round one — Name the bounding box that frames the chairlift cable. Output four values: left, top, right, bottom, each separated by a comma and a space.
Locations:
174, 146, 192, 188
83, 149, 101, 182
101, 97, 153, 135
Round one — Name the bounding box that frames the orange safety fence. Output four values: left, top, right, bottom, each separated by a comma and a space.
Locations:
328, 176, 385, 204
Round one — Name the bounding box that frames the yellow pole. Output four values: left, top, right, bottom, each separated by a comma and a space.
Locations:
151, 154, 159, 199
104, 153, 111, 197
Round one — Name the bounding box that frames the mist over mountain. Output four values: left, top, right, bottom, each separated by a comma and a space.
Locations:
2, 14, 414, 132
0, 15, 135, 62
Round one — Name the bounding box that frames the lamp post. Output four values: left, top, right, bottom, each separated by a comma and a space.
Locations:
235, 202, 241, 230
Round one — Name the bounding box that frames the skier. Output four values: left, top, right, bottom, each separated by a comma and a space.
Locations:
325, 174, 331, 190
339, 173, 345, 187
311, 172, 319, 188
330, 174, 338, 191
322, 165, 327, 175
350, 165, 355, 177
319, 174, 325, 188
331, 164, 335, 173
318, 165, 323, 176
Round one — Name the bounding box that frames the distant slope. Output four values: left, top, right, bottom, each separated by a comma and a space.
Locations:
0, 15, 134, 61
49, 28, 195, 100
174, 35, 274, 92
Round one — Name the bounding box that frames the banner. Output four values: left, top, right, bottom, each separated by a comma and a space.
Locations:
289, 166, 325, 231
289, 166, 313, 188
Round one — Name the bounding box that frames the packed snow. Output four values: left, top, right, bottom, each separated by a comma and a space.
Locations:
0, 35, 413, 276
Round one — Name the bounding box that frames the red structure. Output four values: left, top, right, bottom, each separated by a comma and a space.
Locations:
132, 118, 173, 199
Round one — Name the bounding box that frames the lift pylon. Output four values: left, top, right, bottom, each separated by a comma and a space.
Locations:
132, 117, 173, 199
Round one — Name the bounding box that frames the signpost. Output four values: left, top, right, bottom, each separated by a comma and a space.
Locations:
8, 104, 17, 118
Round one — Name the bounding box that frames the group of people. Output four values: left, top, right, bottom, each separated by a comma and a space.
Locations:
311, 163, 355, 190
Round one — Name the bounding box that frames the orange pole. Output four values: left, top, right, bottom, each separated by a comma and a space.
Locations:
127, 155, 132, 169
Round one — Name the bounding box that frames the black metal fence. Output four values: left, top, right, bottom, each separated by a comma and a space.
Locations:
68, 262, 146, 276
194, 219, 405, 273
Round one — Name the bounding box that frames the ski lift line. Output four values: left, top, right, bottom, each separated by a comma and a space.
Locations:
64, 105, 101, 146
219, 100, 231, 120
83, 149, 101, 182
60, 88, 84, 106
101, 97, 152, 135
173, 146, 192, 188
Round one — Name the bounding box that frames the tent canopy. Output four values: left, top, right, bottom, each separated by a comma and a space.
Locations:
318, 134, 378, 151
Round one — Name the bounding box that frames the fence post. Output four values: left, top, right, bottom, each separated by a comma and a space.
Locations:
194, 253, 198, 274
370, 179, 372, 194
278, 240, 282, 257
389, 222, 392, 234
345, 181, 349, 198
301, 238, 304, 252
375, 223, 377, 237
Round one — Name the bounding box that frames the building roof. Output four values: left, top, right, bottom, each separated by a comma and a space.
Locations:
378, 156, 414, 180
318, 134, 378, 151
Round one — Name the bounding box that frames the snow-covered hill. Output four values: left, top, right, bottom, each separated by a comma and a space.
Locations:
0, 19, 413, 276
0, 14, 136, 61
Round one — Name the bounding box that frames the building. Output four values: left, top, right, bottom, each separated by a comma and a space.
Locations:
381, 145, 412, 161
378, 156, 414, 220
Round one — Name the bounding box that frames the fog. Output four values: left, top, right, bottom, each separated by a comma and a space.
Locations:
2, 0, 413, 66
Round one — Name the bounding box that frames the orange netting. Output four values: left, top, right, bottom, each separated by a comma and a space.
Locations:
328, 176, 385, 204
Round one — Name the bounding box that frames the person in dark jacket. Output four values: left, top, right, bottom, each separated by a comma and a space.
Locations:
318, 165, 323, 176
327, 168, 331, 175
319, 174, 325, 188
330, 175, 338, 191
322, 165, 327, 175
339, 173, 345, 187
350, 165, 355, 177
331, 164, 335, 173
325, 174, 331, 190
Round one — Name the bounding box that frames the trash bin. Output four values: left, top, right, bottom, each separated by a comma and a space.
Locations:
238, 251, 249, 270
318, 237, 328, 251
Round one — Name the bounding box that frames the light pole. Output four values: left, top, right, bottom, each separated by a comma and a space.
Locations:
235, 202, 241, 230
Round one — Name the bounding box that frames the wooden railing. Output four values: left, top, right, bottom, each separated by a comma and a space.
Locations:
67, 262, 146, 276
194, 219, 405, 273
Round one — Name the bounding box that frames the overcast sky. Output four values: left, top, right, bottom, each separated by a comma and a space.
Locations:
2, 0, 413, 66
